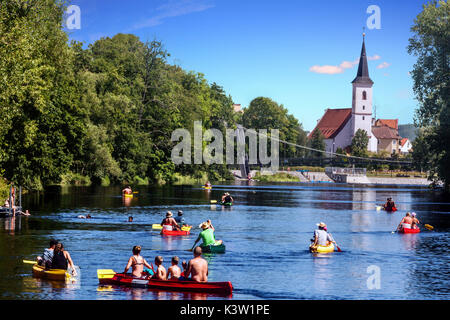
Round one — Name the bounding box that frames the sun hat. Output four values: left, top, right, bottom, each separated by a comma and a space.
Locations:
316, 222, 327, 228
178, 210, 183, 215
200, 222, 210, 229
166, 211, 173, 217
411, 212, 416, 217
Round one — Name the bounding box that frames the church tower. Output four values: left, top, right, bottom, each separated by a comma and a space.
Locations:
351, 33, 377, 152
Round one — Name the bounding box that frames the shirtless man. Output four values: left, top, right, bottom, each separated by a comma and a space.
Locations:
124, 246, 152, 278
122, 186, 132, 195
397, 212, 413, 231
167, 256, 182, 280
185, 246, 208, 283
152, 256, 167, 280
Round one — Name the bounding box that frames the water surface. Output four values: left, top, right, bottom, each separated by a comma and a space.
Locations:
1, 182, 449, 300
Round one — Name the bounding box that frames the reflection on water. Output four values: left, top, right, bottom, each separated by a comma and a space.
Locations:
1, 183, 449, 300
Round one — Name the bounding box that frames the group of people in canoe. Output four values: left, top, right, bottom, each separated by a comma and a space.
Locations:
160, 210, 188, 231
124, 245, 209, 282
383, 197, 397, 211
396, 212, 420, 232
36, 239, 77, 276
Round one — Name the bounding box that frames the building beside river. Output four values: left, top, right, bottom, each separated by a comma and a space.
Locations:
309, 35, 402, 155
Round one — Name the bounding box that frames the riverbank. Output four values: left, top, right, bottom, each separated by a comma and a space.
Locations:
235, 170, 432, 186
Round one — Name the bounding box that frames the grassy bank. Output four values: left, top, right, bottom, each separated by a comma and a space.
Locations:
254, 172, 301, 182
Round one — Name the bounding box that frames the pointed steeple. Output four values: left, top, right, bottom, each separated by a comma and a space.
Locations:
352, 33, 374, 85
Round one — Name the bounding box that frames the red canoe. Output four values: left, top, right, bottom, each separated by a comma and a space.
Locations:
399, 227, 420, 234
385, 207, 397, 212
161, 229, 190, 236
99, 272, 232, 295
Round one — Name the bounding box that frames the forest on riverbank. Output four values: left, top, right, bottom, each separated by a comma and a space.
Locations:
0, 0, 307, 191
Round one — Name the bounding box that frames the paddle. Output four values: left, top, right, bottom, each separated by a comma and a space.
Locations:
210, 200, 217, 204
328, 233, 342, 252
23, 259, 36, 265
424, 224, 434, 231
376, 206, 383, 211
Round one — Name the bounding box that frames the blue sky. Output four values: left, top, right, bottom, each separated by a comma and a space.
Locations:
66, 0, 427, 131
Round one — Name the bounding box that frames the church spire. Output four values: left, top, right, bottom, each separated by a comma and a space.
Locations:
352, 32, 374, 85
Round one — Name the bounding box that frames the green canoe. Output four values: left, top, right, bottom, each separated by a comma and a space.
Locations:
220, 202, 233, 206
200, 243, 226, 253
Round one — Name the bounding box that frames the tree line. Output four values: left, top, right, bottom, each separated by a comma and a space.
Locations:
0, 0, 308, 191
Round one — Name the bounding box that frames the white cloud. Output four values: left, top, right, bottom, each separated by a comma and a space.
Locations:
130, 0, 215, 30
377, 62, 391, 69
309, 55, 381, 75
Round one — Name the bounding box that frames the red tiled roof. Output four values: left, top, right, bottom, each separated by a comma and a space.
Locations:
400, 138, 409, 147
375, 119, 398, 130
309, 108, 352, 139
372, 125, 401, 139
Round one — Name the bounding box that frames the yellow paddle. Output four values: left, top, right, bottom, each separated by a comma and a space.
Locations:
23, 260, 36, 265
210, 200, 217, 204
424, 224, 434, 231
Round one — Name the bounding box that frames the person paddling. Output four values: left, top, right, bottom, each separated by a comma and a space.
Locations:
161, 211, 180, 231
310, 222, 335, 249
37, 238, 58, 268
384, 197, 396, 211
396, 212, 413, 232
174, 210, 187, 228
124, 245, 152, 278
122, 186, 132, 195
52, 242, 77, 276
191, 220, 222, 250
411, 212, 420, 229
221, 193, 233, 204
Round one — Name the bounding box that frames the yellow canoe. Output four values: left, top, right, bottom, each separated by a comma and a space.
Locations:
123, 194, 133, 198
309, 243, 335, 253
32, 264, 71, 281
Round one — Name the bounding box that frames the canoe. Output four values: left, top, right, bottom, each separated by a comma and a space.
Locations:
220, 202, 233, 206
123, 194, 133, 198
202, 186, 212, 190
32, 264, 71, 281
309, 243, 335, 253
98, 270, 232, 295
385, 207, 397, 212
152, 224, 192, 231
399, 227, 420, 234
161, 228, 190, 236
200, 243, 226, 253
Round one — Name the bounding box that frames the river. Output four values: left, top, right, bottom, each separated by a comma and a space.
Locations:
1, 182, 449, 300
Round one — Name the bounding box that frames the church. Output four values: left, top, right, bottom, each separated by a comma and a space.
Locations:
309, 35, 401, 155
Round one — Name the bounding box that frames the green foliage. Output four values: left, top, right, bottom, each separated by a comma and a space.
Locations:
351, 129, 369, 158
408, 0, 450, 190
308, 129, 325, 158
253, 172, 300, 182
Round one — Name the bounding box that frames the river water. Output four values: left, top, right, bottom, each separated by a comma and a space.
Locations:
1, 182, 449, 300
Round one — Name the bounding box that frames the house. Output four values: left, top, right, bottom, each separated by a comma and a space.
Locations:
399, 138, 413, 154
372, 125, 401, 154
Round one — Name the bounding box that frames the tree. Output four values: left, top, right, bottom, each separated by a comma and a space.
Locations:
350, 129, 369, 158
407, 0, 450, 189
308, 129, 325, 158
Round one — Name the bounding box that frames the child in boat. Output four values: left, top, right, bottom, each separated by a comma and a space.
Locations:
411, 212, 420, 229
152, 256, 167, 280
124, 245, 152, 278
167, 256, 182, 280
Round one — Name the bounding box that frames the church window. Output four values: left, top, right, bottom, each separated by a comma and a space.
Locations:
363, 116, 365, 120
363, 105, 365, 110
362, 91, 367, 100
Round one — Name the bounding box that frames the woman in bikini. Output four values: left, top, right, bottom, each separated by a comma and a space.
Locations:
124, 245, 153, 278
